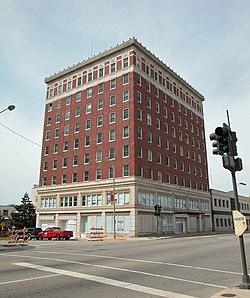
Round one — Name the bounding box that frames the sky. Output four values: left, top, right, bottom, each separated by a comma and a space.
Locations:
0, 0, 250, 204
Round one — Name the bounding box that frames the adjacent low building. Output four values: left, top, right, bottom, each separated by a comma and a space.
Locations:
210, 189, 250, 232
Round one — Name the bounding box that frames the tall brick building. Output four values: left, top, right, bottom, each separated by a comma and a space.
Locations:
34, 37, 211, 237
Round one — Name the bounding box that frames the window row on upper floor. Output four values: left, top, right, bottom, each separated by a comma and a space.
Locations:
47, 57, 130, 98
41, 167, 208, 192
134, 54, 203, 114
41, 164, 130, 187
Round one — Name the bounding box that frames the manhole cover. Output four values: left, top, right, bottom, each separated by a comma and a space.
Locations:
221, 294, 236, 297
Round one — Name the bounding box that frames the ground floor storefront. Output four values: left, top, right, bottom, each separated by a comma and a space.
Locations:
33, 177, 212, 238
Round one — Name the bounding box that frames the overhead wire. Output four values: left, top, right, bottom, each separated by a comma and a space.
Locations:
0, 122, 42, 147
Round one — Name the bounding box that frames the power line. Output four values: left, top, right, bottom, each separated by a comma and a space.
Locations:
0, 122, 42, 147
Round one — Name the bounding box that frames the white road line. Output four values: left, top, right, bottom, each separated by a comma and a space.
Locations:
36, 250, 242, 276
0, 273, 61, 285
2, 253, 227, 289
14, 262, 197, 298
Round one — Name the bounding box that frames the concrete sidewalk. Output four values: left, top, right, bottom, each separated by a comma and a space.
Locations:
210, 286, 250, 297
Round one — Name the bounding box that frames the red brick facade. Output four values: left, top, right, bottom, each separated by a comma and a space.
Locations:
39, 38, 209, 193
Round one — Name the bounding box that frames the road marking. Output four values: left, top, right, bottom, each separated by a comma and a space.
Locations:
3, 253, 227, 289
36, 250, 242, 276
0, 273, 61, 285
14, 262, 197, 298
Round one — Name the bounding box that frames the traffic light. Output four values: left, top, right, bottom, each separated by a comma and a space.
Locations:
209, 123, 230, 155
230, 131, 238, 156
154, 204, 162, 216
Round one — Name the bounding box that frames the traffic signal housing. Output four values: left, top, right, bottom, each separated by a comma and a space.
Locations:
154, 204, 161, 216
209, 123, 230, 155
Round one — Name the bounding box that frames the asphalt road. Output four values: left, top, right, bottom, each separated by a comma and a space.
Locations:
1, 233, 250, 298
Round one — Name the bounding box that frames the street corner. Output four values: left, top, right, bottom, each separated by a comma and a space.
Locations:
209, 286, 250, 298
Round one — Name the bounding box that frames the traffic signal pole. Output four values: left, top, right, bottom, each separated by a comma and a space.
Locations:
210, 110, 250, 289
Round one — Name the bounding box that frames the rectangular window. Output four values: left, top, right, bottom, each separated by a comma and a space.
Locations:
147, 131, 152, 143
77, 78, 82, 87
98, 83, 104, 94
109, 112, 116, 124
110, 62, 115, 73
123, 90, 129, 102
123, 74, 129, 84
84, 153, 90, 164
96, 150, 102, 162
110, 95, 116, 106
53, 144, 58, 154
138, 146, 142, 158
64, 125, 69, 136
123, 126, 129, 138
88, 72, 93, 82
109, 147, 115, 159
98, 99, 103, 110
56, 113, 60, 123
51, 176, 56, 186
52, 159, 57, 169
75, 107, 80, 117
99, 67, 104, 78
72, 173, 77, 183
62, 157, 67, 168
85, 136, 90, 147
65, 110, 70, 121
87, 88, 92, 98
76, 92, 81, 102
58, 85, 62, 95
110, 79, 116, 90
148, 150, 152, 161
74, 122, 80, 133
63, 141, 68, 151
109, 129, 115, 141
138, 127, 142, 139
74, 139, 79, 149
137, 91, 142, 103
147, 114, 152, 126
96, 169, 102, 180
54, 128, 59, 138
86, 103, 91, 114
123, 145, 129, 157
123, 108, 129, 120
45, 131, 50, 141
137, 109, 142, 121
85, 119, 91, 130
62, 174, 66, 184
84, 171, 89, 182
66, 96, 71, 105
123, 57, 128, 68
96, 132, 102, 144
45, 146, 49, 155
123, 165, 129, 177
73, 156, 78, 166
97, 115, 103, 127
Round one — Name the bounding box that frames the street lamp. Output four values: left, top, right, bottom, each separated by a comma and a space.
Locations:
0, 105, 15, 114
106, 157, 116, 239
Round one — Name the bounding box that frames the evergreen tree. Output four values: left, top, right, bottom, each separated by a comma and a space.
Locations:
9, 193, 36, 228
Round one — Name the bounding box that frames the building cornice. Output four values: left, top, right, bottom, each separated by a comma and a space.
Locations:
44, 37, 204, 100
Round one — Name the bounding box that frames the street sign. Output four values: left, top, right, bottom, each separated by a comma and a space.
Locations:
232, 210, 247, 236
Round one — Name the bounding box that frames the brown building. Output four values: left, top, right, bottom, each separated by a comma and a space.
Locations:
34, 37, 211, 237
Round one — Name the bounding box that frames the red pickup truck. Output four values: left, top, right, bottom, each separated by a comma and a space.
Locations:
37, 227, 73, 240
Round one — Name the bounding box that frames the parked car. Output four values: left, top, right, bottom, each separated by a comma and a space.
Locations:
27, 227, 43, 240
37, 227, 73, 240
